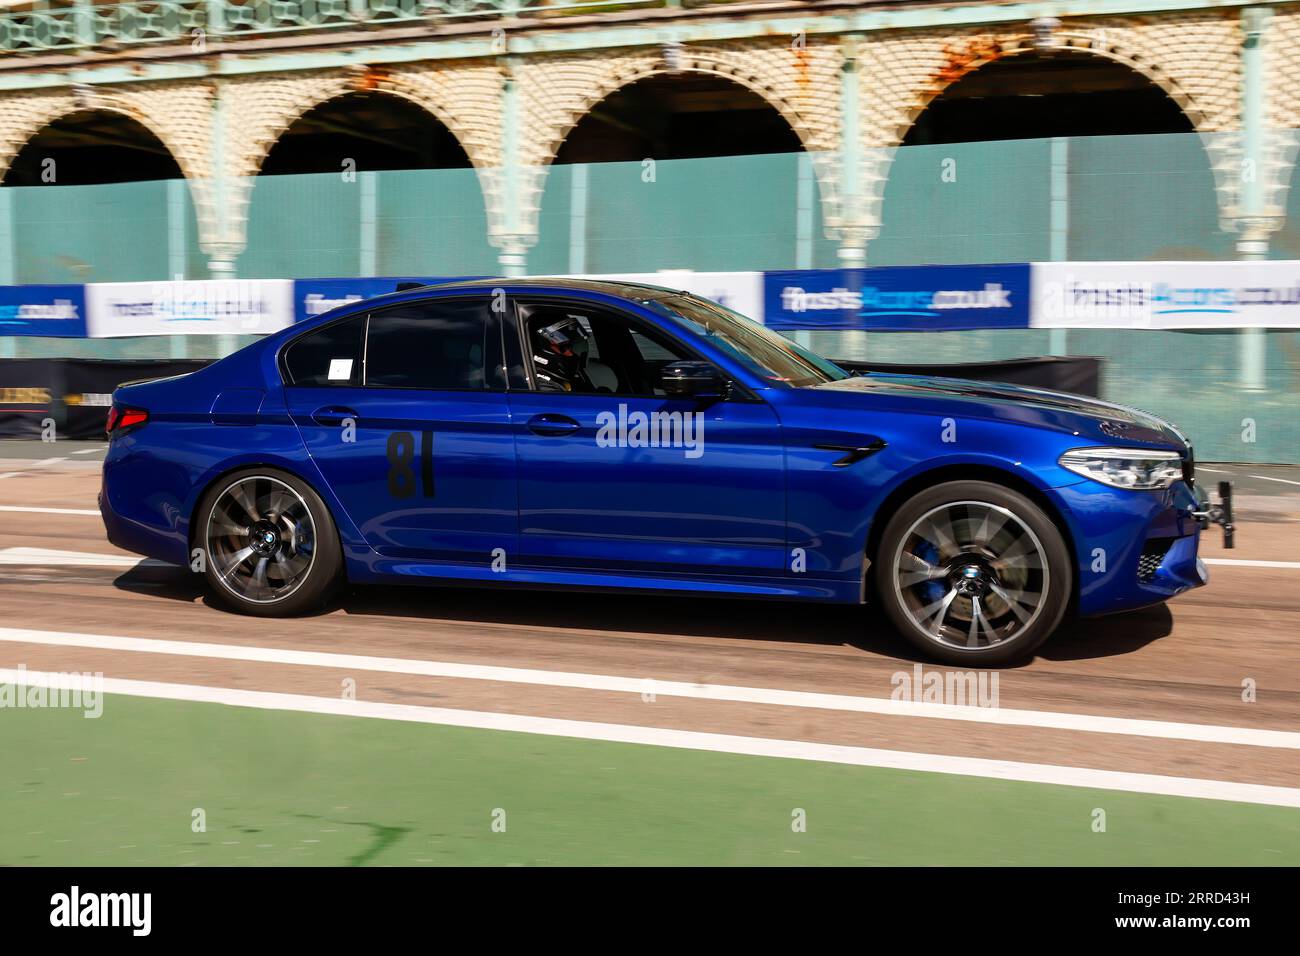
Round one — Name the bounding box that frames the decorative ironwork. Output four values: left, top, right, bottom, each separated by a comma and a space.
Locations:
0, 0, 666, 55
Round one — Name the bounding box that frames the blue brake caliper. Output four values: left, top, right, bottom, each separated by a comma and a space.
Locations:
914, 539, 946, 605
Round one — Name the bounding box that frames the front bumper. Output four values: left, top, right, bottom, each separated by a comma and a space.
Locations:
1050, 478, 1209, 616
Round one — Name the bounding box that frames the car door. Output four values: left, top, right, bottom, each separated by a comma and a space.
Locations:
505, 295, 786, 577
283, 294, 517, 565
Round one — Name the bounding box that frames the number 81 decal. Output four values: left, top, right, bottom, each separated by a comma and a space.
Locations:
387, 430, 434, 499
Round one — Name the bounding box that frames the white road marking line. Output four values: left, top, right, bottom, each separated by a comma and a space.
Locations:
0, 506, 101, 517
1204, 557, 1300, 569
1195, 466, 1232, 474
71, 448, 104, 455
1249, 474, 1300, 487
1, 625, 1295, 751
0, 548, 168, 568
2, 668, 1296, 808
0, 457, 65, 478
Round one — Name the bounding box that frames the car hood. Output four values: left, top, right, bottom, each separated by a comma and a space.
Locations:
810, 372, 1189, 449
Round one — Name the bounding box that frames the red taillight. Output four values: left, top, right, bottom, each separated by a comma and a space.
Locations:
106, 405, 149, 435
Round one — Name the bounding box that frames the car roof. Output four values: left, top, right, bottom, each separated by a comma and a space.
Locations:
417, 276, 687, 299
273, 277, 699, 341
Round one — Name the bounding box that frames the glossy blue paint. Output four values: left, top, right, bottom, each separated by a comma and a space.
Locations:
507, 390, 786, 575
101, 277, 1207, 620
285, 386, 519, 564
1050, 478, 1206, 614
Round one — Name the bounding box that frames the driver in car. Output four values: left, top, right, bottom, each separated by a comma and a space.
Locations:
532, 315, 595, 392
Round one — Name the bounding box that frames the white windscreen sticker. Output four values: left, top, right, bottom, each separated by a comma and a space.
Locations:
327, 358, 353, 381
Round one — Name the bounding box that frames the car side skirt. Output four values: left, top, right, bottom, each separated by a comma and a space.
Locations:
344, 556, 859, 603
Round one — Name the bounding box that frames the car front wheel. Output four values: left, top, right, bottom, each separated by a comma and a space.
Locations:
875, 480, 1072, 665
196, 467, 343, 617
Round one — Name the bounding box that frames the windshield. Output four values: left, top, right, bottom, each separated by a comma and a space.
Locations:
651, 294, 849, 388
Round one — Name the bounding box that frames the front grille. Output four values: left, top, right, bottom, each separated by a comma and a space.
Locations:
1138, 538, 1175, 583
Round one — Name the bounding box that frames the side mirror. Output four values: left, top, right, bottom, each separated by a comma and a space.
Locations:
660, 360, 726, 398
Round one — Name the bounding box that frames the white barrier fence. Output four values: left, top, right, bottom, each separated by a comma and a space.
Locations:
5, 262, 1300, 339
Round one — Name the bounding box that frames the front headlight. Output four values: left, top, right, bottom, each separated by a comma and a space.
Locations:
1058, 447, 1184, 490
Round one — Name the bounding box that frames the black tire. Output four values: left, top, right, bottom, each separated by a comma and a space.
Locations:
874, 480, 1071, 666
194, 467, 343, 617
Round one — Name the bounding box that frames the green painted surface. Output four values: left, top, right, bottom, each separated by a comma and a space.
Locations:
533, 154, 838, 275
1, 694, 1296, 866
3, 134, 1252, 282
237, 169, 497, 280
0, 133, 1254, 280
871, 133, 1236, 265
7, 179, 204, 284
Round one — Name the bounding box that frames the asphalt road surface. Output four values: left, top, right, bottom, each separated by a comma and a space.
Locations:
1, 441, 1297, 865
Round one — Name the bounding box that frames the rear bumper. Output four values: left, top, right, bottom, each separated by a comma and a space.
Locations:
99, 436, 190, 566
1050, 479, 1207, 617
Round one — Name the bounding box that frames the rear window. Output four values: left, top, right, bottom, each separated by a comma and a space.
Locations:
365, 299, 490, 390
282, 315, 365, 386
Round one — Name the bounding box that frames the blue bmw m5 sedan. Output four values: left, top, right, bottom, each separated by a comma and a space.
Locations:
100, 278, 1229, 664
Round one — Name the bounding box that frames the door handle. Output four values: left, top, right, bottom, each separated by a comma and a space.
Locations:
311, 405, 358, 427
527, 413, 580, 436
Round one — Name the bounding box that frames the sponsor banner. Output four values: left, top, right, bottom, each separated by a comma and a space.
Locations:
0, 359, 216, 438
573, 272, 765, 324
0, 285, 87, 338
85, 280, 294, 337
293, 277, 466, 324
0, 360, 59, 438
62, 359, 211, 439
1033, 260, 1300, 329
763, 265, 1031, 331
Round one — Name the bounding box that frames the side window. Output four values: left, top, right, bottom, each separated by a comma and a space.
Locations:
365, 298, 491, 390
283, 315, 365, 387
522, 304, 694, 396
628, 327, 679, 363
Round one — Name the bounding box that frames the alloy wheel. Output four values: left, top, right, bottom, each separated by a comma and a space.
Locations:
891, 500, 1050, 650
205, 475, 317, 604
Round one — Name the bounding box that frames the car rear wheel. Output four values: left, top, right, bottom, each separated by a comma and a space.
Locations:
875, 481, 1071, 665
197, 468, 342, 617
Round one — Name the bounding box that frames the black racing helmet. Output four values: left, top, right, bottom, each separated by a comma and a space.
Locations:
532, 315, 591, 391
